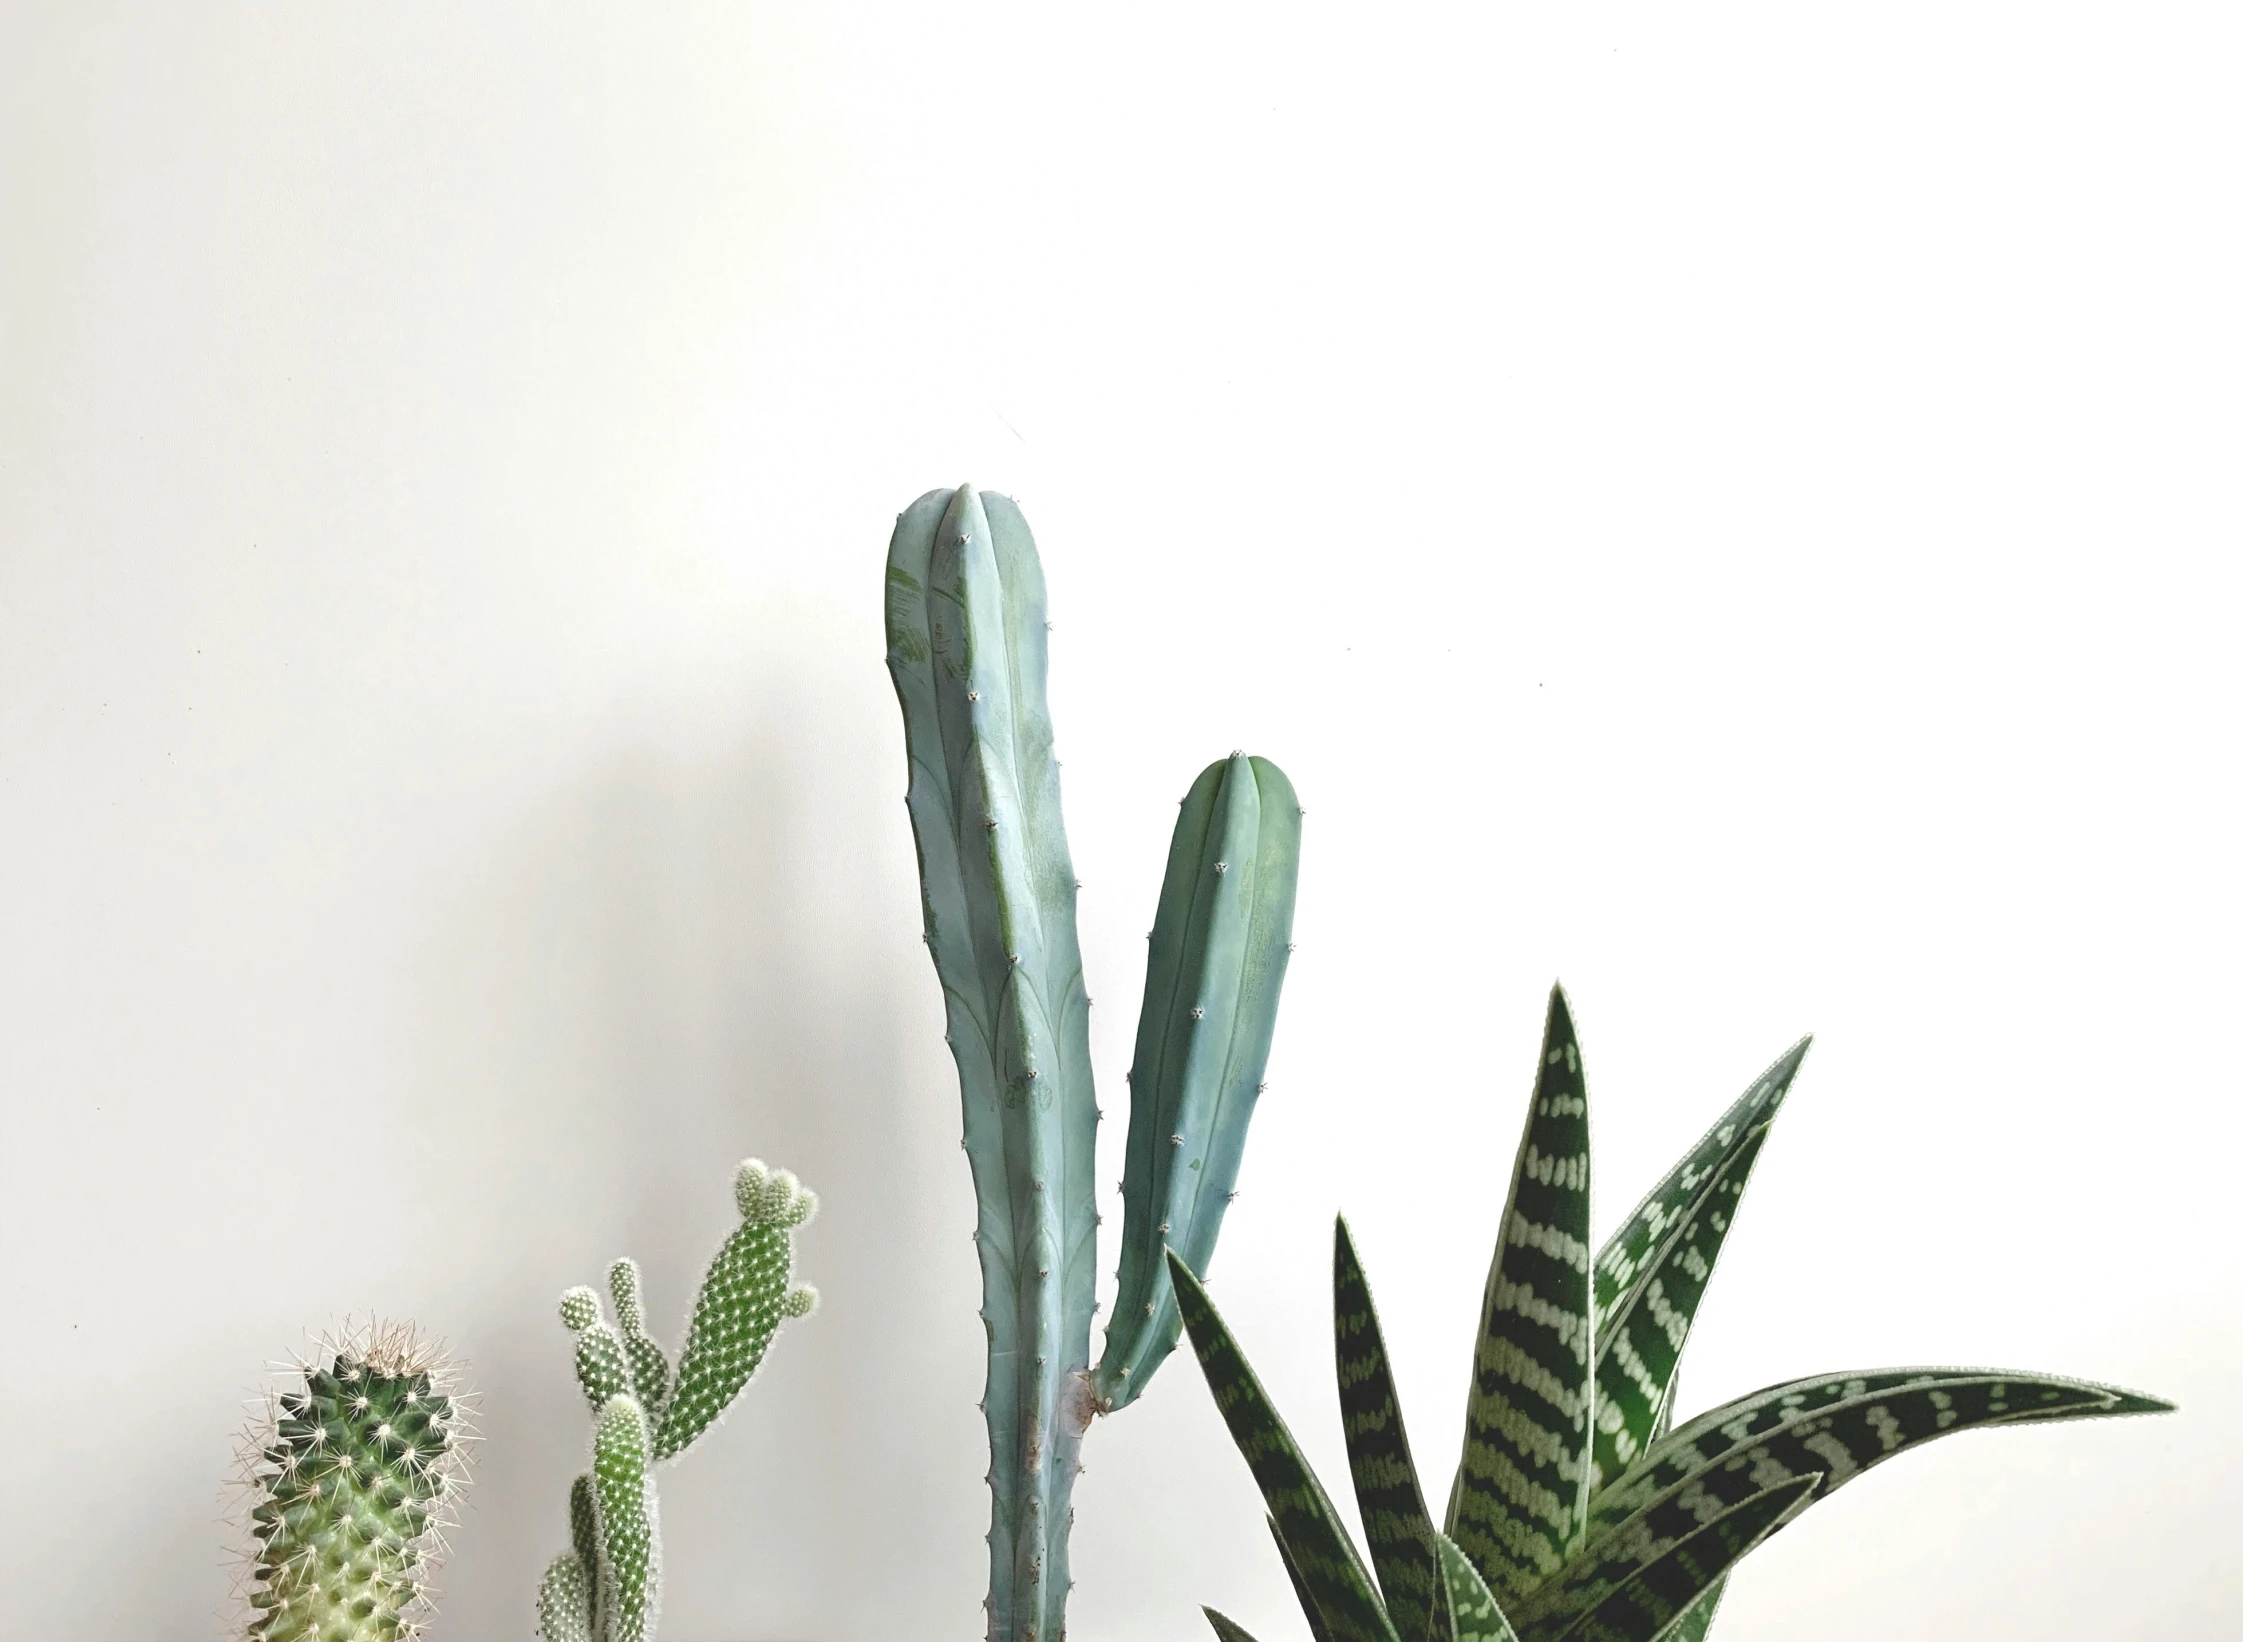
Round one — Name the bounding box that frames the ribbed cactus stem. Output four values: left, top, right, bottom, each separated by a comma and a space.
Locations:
1094, 752, 1300, 1407
888, 485, 1099, 1642
241, 1328, 466, 1642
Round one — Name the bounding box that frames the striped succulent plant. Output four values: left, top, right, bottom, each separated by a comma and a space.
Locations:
536, 1158, 819, 1642
1172, 985, 2172, 1642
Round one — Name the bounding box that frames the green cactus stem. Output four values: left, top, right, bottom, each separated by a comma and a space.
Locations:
240, 1323, 468, 1642
660, 1159, 819, 1459
885, 484, 1302, 1642
887, 483, 1099, 1642
608, 1258, 674, 1414
538, 1156, 817, 1642
592, 1395, 661, 1642
1094, 751, 1300, 1408
538, 1552, 593, 1642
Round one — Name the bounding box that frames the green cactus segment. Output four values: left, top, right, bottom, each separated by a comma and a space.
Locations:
1590, 1126, 1768, 1490
245, 1350, 459, 1642
591, 1396, 662, 1642
1537, 1476, 1817, 1642
537, 1552, 593, 1642
608, 1258, 675, 1414
1171, 1251, 1400, 1642
562, 1290, 639, 1417
1204, 1609, 1269, 1642
1095, 752, 1303, 1410
1436, 1534, 1521, 1642
657, 1160, 818, 1461
887, 484, 1100, 1642
1513, 1369, 2168, 1639
1334, 1218, 1452, 1642
1450, 986, 1594, 1602
568, 1472, 604, 1640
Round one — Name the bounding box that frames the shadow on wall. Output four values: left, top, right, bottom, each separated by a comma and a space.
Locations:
407, 701, 986, 1641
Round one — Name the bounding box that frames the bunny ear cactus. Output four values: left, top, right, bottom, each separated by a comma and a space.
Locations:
539, 1157, 818, 1642
885, 483, 1303, 1642
1172, 984, 2172, 1642
237, 1321, 470, 1642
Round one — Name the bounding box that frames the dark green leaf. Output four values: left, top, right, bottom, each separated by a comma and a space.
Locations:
1273, 1517, 1340, 1642
1336, 1217, 1452, 1642
1206, 1608, 1269, 1642
1590, 1127, 1768, 1490
1541, 1476, 1817, 1642
1170, 1250, 1400, 1642
1661, 1582, 1724, 1642
1450, 986, 1594, 1602
1435, 1531, 1521, 1642
1589, 1040, 1808, 1493
1516, 1368, 2170, 1638
1591, 1040, 1808, 1326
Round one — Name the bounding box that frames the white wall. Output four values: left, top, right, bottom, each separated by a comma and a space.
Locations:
3, 5, 2236, 1639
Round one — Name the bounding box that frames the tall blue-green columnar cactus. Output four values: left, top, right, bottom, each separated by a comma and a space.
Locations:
536, 1158, 820, 1642
236, 1322, 471, 1642
1171, 986, 2174, 1642
886, 484, 1304, 1642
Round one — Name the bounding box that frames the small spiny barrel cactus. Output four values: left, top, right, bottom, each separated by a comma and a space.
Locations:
239, 1322, 469, 1642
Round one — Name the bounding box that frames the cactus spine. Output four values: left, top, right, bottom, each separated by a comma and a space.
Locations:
238, 1323, 469, 1642
538, 1158, 818, 1642
885, 484, 1302, 1641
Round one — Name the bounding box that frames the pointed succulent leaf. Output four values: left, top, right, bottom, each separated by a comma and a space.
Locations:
658, 1160, 817, 1460
1591, 1040, 1807, 1329
1589, 1039, 1808, 1493
1517, 1368, 2170, 1638
1541, 1476, 1818, 1642
1169, 1251, 1400, 1642
1450, 986, 1594, 1602
1646, 1375, 1721, 1642
1273, 1517, 1342, 1642
1590, 1126, 1769, 1489
568, 1472, 604, 1642
1095, 752, 1302, 1408
537, 1551, 593, 1642
591, 1396, 662, 1642
1205, 1608, 1270, 1642
1436, 1533, 1521, 1642
1660, 1584, 1723, 1642
1334, 1217, 1452, 1642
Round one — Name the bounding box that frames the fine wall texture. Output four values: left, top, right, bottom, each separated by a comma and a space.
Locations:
2, 6, 2237, 1641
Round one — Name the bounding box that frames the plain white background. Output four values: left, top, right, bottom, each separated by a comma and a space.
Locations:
3, 4, 2237, 1639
